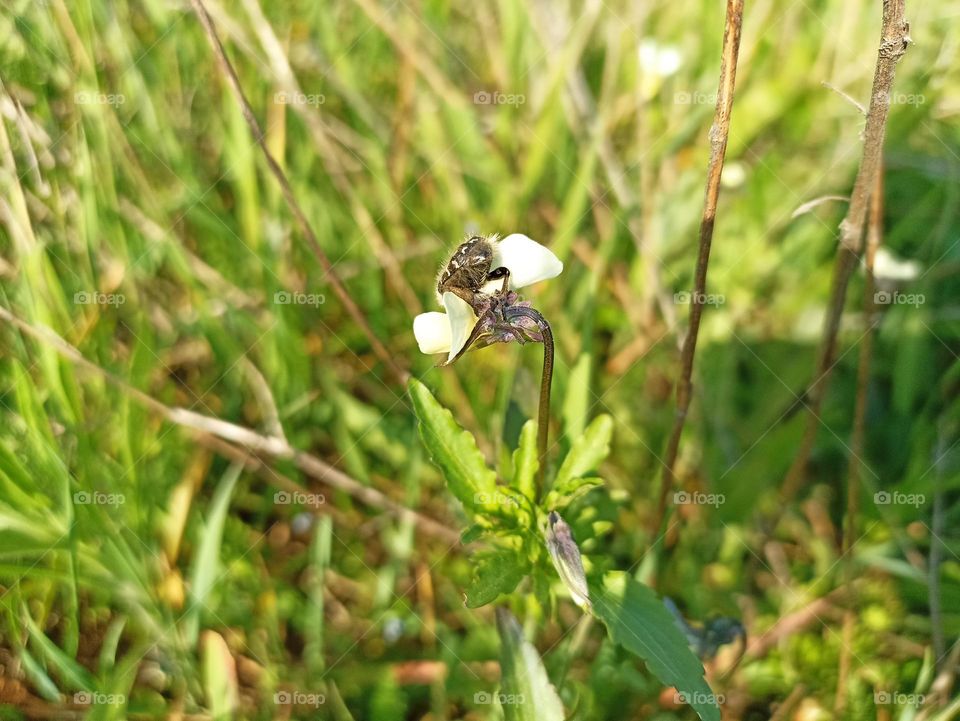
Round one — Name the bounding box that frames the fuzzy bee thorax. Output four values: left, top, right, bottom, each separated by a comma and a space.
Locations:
435, 234, 501, 305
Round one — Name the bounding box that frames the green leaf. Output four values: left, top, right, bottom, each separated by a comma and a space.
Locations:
593, 571, 720, 721
495, 608, 565, 721
18, 645, 61, 702
511, 419, 539, 501
408, 379, 496, 512
185, 463, 242, 644
543, 476, 604, 512
460, 523, 488, 544
554, 415, 613, 486
370, 669, 408, 720
201, 630, 238, 720
23, 609, 96, 691
465, 550, 528, 608
562, 352, 592, 440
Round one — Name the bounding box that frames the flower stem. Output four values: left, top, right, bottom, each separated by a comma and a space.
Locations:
537, 321, 554, 496
506, 306, 554, 497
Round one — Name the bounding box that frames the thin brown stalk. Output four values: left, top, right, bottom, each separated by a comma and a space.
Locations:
0, 306, 457, 543
188, 0, 409, 386
780, 0, 909, 504
537, 322, 555, 495
835, 170, 883, 714
652, 0, 745, 534
504, 305, 555, 496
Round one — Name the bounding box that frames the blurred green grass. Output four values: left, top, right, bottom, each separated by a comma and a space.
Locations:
0, 0, 959, 718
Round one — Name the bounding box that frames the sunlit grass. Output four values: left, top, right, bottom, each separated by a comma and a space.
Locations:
0, 0, 957, 718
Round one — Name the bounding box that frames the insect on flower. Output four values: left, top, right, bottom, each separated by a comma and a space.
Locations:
413, 233, 562, 364
435, 235, 510, 306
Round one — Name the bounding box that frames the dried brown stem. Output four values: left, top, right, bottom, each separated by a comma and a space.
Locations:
0, 306, 456, 543
835, 170, 883, 714
652, 0, 745, 534
188, 0, 409, 386
780, 0, 909, 505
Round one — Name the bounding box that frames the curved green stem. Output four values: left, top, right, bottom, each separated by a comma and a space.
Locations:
507, 306, 554, 498
537, 321, 554, 496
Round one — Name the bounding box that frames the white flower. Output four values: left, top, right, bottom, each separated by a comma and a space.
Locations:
871, 247, 921, 281
639, 39, 682, 78
413, 233, 563, 363
638, 38, 683, 100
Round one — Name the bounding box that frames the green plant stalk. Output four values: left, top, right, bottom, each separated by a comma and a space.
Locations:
506, 306, 554, 498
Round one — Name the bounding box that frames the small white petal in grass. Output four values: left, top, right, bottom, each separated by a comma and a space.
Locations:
442, 292, 477, 362
873, 247, 922, 281
638, 39, 683, 101
480, 234, 563, 294
413, 312, 452, 355
639, 39, 682, 78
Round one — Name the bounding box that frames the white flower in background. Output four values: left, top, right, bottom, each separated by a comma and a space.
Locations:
871, 247, 921, 282
413, 233, 562, 363
639, 39, 683, 78
638, 38, 683, 100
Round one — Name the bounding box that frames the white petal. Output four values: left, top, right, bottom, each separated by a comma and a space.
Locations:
639, 39, 683, 78
413, 312, 451, 355
442, 292, 477, 362
482, 233, 563, 293
873, 247, 921, 281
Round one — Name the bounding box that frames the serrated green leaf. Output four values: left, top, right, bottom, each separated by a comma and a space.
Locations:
408, 379, 497, 512
554, 415, 613, 486
465, 550, 528, 608
593, 571, 720, 721
495, 608, 565, 721
511, 420, 539, 501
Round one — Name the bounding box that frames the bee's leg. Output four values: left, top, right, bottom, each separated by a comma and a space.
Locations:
443, 286, 481, 312
487, 266, 511, 294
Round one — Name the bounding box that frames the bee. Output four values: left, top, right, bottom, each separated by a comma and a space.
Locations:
436, 235, 510, 310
